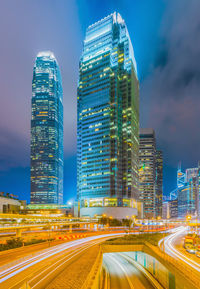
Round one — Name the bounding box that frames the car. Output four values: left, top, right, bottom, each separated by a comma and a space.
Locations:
186, 245, 196, 254
195, 246, 200, 257
196, 250, 200, 257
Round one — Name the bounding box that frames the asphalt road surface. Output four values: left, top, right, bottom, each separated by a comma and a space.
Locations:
0, 233, 124, 289
103, 253, 157, 289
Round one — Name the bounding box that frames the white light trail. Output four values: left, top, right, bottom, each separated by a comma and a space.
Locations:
0, 233, 124, 283
161, 227, 200, 272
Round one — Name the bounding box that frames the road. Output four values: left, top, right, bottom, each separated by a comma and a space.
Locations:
103, 253, 161, 289
160, 226, 200, 272
0, 233, 124, 289
0, 239, 69, 267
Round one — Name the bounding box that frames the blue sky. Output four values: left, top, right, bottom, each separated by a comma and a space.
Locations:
0, 0, 200, 203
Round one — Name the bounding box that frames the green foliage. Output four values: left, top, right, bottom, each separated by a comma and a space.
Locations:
0, 237, 23, 251
24, 238, 46, 246
0, 237, 49, 251
98, 217, 133, 227
6, 237, 23, 247
121, 219, 133, 227
105, 232, 166, 246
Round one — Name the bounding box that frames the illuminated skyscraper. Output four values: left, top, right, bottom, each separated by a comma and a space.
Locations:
139, 129, 156, 218
31, 51, 63, 204
155, 150, 163, 217
177, 164, 200, 217
77, 13, 140, 218
139, 129, 163, 218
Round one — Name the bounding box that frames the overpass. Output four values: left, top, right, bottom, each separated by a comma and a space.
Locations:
0, 222, 99, 237
0, 213, 99, 237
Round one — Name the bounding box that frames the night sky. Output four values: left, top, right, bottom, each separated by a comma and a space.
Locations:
0, 0, 200, 203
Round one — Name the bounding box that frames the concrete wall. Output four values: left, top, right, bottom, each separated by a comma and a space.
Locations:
101, 244, 198, 289
80, 207, 138, 219
128, 251, 171, 289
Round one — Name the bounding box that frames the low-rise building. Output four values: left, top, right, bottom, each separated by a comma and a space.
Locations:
0, 192, 22, 213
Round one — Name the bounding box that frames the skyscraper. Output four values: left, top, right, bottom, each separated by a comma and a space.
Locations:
177, 164, 200, 217
77, 13, 140, 218
155, 150, 163, 217
31, 51, 63, 205
139, 129, 156, 218
139, 129, 163, 218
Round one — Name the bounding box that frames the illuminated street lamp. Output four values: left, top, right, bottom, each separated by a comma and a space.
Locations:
186, 215, 191, 221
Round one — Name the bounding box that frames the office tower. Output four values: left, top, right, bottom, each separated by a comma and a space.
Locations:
139, 130, 163, 219
162, 201, 170, 219
155, 150, 163, 218
31, 51, 63, 204
169, 199, 178, 219
177, 164, 200, 217
77, 12, 140, 218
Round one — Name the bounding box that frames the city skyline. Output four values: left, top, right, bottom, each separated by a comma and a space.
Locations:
0, 0, 200, 202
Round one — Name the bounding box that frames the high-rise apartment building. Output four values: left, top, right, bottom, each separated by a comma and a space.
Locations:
77, 13, 140, 218
139, 129, 163, 218
31, 51, 63, 204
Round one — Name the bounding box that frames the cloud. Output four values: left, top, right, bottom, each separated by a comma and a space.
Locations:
141, 0, 200, 167
0, 0, 82, 170
0, 127, 29, 171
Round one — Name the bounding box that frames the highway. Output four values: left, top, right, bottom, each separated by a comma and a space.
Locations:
160, 226, 200, 272
103, 253, 162, 289
0, 233, 124, 289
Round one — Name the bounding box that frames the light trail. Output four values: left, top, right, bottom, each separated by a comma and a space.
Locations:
0, 233, 125, 284
119, 253, 163, 289
14, 239, 103, 289
103, 253, 157, 289
160, 226, 200, 272
107, 254, 135, 289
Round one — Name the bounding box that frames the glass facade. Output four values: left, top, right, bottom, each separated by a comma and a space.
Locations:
77, 13, 139, 206
139, 128, 156, 218
177, 165, 200, 217
31, 51, 63, 204
155, 150, 163, 217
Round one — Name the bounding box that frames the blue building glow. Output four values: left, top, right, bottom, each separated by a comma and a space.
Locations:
30, 51, 63, 204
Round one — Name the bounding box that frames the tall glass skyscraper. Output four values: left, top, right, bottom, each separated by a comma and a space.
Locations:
155, 150, 163, 218
77, 13, 140, 217
139, 129, 156, 218
139, 129, 163, 218
31, 51, 63, 204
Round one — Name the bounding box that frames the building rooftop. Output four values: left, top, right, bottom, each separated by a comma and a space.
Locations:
139, 128, 155, 135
